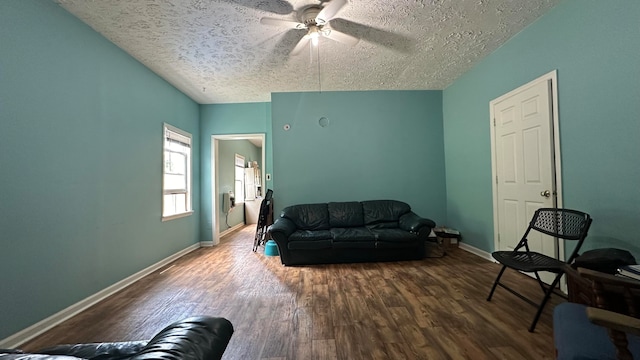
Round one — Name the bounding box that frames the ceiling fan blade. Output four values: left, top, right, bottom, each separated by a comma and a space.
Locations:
323, 28, 359, 46
222, 0, 293, 15
290, 36, 311, 55
316, 0, 347, 23
260, 17, 305, 29
328, 18, 414, 53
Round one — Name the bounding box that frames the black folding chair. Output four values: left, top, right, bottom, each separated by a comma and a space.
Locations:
252, 189, 273, 252
487, 208, 592, 332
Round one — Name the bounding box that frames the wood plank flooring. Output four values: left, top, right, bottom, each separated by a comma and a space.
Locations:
20, 226, 563, 359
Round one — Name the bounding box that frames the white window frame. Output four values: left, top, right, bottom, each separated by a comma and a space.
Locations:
162, 123, 193, 221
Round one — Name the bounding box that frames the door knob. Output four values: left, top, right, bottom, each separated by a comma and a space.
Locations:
540, 190, 551, 198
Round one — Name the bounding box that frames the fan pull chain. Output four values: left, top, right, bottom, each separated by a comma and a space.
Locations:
317, 43, 322, 93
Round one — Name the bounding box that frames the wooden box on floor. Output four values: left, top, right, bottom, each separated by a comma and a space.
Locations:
425, 239, 446, 258
434, 227, 461, 251
438, 236, 459, 249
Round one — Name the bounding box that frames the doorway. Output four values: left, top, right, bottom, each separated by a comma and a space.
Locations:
211, 134, 266, 245
490, 70, 563, 283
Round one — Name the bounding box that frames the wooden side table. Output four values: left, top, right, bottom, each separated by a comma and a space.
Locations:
565, 265, 640, 314
433, 227, 461, 249
565, 265, 595, 306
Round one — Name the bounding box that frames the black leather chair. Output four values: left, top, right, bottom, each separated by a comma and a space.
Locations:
2, 316, 233, 360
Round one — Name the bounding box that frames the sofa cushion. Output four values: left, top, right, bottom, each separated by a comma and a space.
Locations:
376, 241, 420, 249
281, 203, 330, 231
370, 228, 418, 242
289, 230, 332, 242
333, 241, 376, 249
328, 202, 364, 227
288, 240, 333, 250
362, 200, 411, 225
366, 221, 399, 229
553, 302, 640, 360
331, 227, 374, 242
288, 230, 332, 250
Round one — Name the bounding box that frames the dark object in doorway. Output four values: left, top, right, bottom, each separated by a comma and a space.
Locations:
253, 189, 274, 252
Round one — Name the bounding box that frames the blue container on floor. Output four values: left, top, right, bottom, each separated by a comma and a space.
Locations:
264, 240, 279, 256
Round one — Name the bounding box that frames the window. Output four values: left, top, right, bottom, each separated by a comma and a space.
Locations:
162, 124, 192, 220
234, 154, 245, 204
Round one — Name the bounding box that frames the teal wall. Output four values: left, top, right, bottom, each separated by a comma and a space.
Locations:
443, 0, 640, 254
271, 91, 446, 222
5, 0, 639, 345
217, 139, 262, 231
0, 1, 200, 340
199, 103, 272, 242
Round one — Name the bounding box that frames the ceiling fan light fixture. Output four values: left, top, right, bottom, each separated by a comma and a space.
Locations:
309, 26, 320, 46
260, 0, 356, 55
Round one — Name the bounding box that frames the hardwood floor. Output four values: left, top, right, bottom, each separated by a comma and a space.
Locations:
20, 226, 563, 359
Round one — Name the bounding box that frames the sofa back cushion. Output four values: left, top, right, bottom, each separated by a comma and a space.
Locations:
328, 202, 364, 227
362, 200, 411, 226
281, 203, 330, 230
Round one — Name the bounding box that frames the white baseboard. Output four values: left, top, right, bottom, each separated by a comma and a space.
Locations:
459, 242, 494, 262
0, 243, 201, 349
200, 241, 214, 247
219, 223, 245, 238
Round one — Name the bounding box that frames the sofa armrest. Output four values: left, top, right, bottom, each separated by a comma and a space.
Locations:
37, 342, 147, 359
35, 317, 233, 360
0, 355, 83, 360
587, 307, 640, 337
132, 316, 233, 360
268, 218, 297, 241
399, 212, 436, 234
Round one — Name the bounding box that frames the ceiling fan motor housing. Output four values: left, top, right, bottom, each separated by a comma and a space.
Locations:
301, 7, 323, 26
260, 0, 356, 55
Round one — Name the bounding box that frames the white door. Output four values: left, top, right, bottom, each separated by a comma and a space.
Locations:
245, 167, 256, 200
491, 72, 561, 284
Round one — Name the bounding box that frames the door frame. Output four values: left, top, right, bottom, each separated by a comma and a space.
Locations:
211, 133, 266, 245
489, 70, 564, 260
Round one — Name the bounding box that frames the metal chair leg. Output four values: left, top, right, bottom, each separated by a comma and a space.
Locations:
252, 228, 263, 252
253, 225, 268, 252
533, 271, 548, 293
487, 265, 508, 301
528, 272, 563, 332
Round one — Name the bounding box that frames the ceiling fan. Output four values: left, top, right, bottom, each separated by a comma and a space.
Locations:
259, 0, 359, 55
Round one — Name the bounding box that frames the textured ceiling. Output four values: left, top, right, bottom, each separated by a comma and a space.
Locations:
53, 0, 560, 104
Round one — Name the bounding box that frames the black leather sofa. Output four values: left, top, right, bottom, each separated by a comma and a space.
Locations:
1, 316, 233, 360
268, 200, 436, 266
